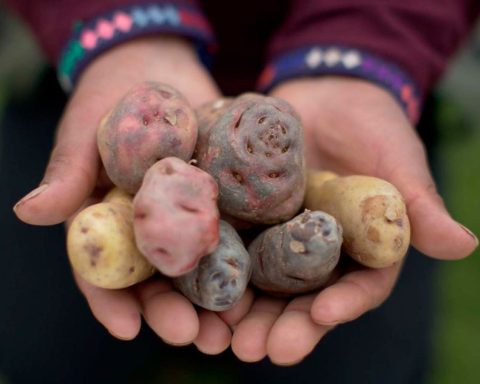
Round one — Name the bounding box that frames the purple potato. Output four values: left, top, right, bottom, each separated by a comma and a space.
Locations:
196, 93, 306, 225
173, 220, 252, 311
249, 210, 342, 296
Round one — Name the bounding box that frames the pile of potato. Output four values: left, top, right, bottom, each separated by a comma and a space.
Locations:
67, 82, 410, 311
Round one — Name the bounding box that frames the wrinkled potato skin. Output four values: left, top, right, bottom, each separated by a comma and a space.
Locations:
173, 221, 252, 311
133, 157, 220, 277
304, 171, 410, 268
98, 82, 198, 193
196, 93, 306, 225
249, 210, 342, 296
195, 98, 254, 230
67, 201, 155, 289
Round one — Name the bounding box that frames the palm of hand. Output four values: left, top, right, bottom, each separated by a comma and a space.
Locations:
218, 77, 477, 365
15, 43, 476, 366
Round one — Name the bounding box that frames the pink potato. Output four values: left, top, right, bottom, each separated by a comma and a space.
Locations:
98, 82, 198, 193
196, 93, 306, 225
133, 157, 220, 277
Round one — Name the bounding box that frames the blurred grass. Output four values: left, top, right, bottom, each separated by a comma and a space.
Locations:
427, 46, 480, 383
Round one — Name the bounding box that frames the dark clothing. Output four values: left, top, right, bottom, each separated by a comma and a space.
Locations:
0, 1, 461, 382
0, 69, 441, 384
5, 0, 480, 97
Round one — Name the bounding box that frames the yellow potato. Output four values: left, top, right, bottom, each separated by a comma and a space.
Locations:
67, 200, 155, 289
304, 170, 410, 268
103, 187, 133, 207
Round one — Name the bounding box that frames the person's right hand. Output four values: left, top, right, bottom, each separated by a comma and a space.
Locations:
13, 36, 240, 352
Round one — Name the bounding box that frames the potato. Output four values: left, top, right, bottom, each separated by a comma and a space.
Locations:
304, 170, 410, 268
102, 187, 133, 207
249, 210, 342, 296
67, 195, 155, 289
196, 93, 306, 225
133, 157, 220, 277
194, 97, 233, 162
97, 82, 198, 193
173, 221, 252, 311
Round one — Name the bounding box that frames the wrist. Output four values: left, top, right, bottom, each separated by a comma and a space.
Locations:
57, 2, 216, 92
73, 36, 219, 111
77, 35, 200, 87
258, 45, 421, 124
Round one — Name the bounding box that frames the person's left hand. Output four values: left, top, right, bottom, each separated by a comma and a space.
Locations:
216, 76, 478, 365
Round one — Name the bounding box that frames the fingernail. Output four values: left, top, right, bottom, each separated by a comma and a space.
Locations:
108, 330, 135, 341
13, 184, 49, 211
458, 224, 479, 248
161, 338, 191, 347
271, 358, 305, 367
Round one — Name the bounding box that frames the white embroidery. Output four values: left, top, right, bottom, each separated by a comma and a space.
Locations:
305, 48, 323, 68
324, 48, 342, 67
342, 51, 361, 68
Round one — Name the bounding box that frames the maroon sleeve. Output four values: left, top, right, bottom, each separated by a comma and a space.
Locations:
267, 0, 479, 98
4, 0, 202, 63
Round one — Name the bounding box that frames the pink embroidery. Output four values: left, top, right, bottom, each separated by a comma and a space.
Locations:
401, 85, 412, 100
97, 20, 114, 39
113, 12, 133, 32
80, 30, 97, 49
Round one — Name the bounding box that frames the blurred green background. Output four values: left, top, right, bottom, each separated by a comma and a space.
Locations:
0, 5, 479, 384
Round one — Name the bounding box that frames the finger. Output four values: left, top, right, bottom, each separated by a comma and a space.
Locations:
137, 279, 199, 345
13, 91, 103, 226
218, 287, 255, 329
230, 297, 287, 362
311, 263, 402, 325
267, 294, 332, 365
378, 130, 478, 260
194, 310, 231, 355
75, 272, 141, 340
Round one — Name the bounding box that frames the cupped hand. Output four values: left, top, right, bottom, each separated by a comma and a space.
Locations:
13, 36, 235, 349
226, 76, 478, 365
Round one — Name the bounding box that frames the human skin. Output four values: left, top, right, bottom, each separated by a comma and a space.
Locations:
13, 41, 478, 363
12, 37, 235, 348
222, 77, 478, 365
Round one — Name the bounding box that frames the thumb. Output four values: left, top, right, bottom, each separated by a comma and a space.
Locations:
13, 93, 101, 226
380, 140, 478, 260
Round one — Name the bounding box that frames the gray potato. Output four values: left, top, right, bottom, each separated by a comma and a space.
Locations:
173, 221, 252, 311
249, 210, 343, 296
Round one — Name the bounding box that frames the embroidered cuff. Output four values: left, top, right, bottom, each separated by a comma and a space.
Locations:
258, 45, 422, 123
57, 2, 215, 92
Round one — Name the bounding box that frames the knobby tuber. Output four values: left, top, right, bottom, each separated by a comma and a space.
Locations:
97, 81, 198, 193
249, 210, 342, 296
194, 98, 233, 161
304, 170, 410, 268
173, 221, 252, 311
133, 157, 220, 277
196, 93, 306, 225
67, 191, 155, 289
